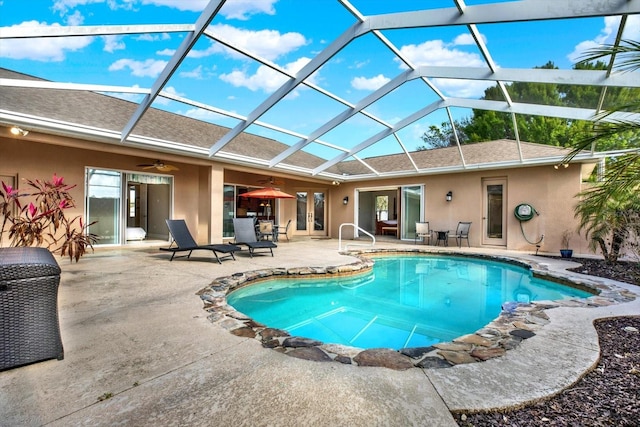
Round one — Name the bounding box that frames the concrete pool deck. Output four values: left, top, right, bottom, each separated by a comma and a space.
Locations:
1, 238, 638, 426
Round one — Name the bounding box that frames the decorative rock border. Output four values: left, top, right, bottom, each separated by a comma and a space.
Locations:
197, 249, 637, 370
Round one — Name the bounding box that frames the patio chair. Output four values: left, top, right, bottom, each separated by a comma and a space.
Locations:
233, 218, 277, 257
449, 221, 472, 247
414, 221, 431, 245
160, 219, 240, 263
274, 219, 292, 242
257, 220, 275, 241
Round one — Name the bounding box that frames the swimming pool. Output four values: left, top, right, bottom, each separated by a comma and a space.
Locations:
227, 255, 594, 350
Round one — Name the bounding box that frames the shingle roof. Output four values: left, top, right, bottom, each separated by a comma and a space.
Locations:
0, 67, 587, 179
0, 68, 326, 171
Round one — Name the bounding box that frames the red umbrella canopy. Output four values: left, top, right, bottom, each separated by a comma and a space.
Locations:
239, 187, 296, 199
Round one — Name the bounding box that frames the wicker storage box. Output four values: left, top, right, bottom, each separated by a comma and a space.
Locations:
1, 247, 64, 370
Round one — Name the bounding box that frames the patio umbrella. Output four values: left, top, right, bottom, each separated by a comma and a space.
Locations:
239, 187, 295, 222
239, 187, 295, 199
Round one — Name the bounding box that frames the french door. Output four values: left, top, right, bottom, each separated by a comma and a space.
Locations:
295, 190, 327, 237
482, 178, 507, 246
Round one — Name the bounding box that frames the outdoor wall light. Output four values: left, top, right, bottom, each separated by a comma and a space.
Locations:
343, 196, 349, 205
446, 191, 453, 202
10, 126, 29, 137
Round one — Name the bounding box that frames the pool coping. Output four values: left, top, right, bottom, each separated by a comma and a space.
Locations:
196, 248, 637, 370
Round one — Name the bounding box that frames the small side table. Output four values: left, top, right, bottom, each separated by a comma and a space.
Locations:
434, 230, 449, 246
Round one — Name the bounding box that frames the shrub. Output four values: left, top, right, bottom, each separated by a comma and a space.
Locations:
1, 174, 98, 262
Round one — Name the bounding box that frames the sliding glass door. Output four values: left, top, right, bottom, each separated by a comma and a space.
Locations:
401, 185, 423, 240
86, 168, 172, 245
86, 169, 122, 245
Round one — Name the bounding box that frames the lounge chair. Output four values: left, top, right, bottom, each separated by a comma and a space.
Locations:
233, 218, 277, 257
161, 219, 240, 263
449, 221, 471, 247
415, 221, 431, 245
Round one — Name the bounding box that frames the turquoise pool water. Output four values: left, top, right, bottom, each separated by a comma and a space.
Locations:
227, 255, 593, 350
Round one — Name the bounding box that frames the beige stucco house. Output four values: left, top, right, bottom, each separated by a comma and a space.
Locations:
1, 68, 601, 254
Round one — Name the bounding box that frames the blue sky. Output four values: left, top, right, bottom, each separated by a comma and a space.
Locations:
1, 0, 638, 160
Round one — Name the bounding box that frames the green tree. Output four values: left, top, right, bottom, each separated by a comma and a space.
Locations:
417, 120, 468, 150
426, 60, 638, 150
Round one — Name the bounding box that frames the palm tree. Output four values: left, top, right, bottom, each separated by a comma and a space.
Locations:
574, 186, 640, 263
568, 39, 640, 200
568, 39, 640, 261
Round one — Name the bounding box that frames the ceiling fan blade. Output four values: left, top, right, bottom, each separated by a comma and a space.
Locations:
258, 177, 284, 185
137, 160, 178, 172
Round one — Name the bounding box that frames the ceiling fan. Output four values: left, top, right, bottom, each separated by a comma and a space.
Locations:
136, 160, 179, 172
257, 176, 285, 185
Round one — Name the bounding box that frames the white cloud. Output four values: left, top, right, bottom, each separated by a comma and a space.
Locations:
399, 39, 485, 68
453, 33, 484, 46
219, 66, 288, 93
53, 0, 136, 15
397, 38, 491, 97
54, 0, 277, 15
103, 35, 126, 52
0, 21, 93, 61
53, 0, 103, 15
108, 58, 168, 77
219, 57, 313, 94
432, 78, 493, 98
351, 74, 390, 91
192, 24, 307, 62
408, 122, 430, 143
156, 48, 175, 56
66, 10, 85, 25
179, 65, 205, 79
156, 85, 183, 105
568, 15, 640, 63
219, 0, 277, 20
140, 0, 208, 11
349, 60, 369, 69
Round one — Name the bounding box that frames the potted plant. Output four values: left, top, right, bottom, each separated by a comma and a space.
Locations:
560, 229, 573, 258
1, 174, 98, 262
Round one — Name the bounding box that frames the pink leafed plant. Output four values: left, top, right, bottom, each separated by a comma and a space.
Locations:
1, 174, 99, 262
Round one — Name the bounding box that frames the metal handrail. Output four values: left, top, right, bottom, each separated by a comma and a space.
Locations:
338, 223, 376, 251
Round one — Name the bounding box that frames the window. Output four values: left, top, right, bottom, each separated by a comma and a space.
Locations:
376, 195, 389, 221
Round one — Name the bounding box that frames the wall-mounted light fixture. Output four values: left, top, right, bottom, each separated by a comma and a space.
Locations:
10, 126, 29, 137
343, 196, 349, 205
446, 191, 453, 202
553, 163, 569, 170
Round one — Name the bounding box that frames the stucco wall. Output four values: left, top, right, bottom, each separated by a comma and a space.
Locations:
1, 134, 211, 246
329, 164, 593, 254
2, 129, 599, 255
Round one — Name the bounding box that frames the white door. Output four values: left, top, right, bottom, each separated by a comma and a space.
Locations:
482, 178, 507, 246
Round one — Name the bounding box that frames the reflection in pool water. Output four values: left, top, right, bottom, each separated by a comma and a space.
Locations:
227, 256, 593, 350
